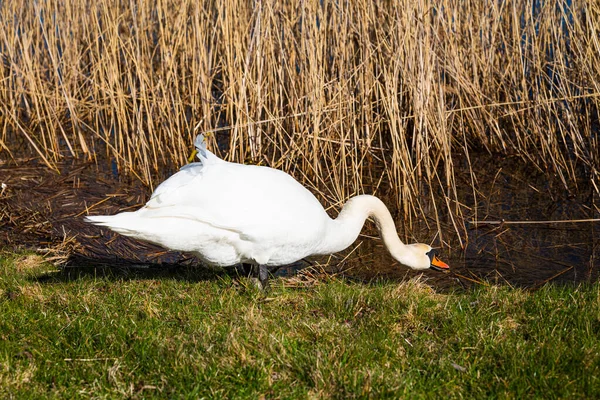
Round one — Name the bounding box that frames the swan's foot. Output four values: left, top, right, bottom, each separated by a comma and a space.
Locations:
252, 264, 269, 291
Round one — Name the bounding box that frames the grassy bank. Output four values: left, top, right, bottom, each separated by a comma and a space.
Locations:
1, 252, 598, 398
1, 0, 599, 236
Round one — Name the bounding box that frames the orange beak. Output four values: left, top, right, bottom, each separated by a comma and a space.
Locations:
430, 255, 450, 271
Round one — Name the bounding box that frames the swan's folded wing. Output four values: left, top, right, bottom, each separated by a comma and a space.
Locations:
137, 204, 247, 236
148, 140, 223, 205
147, 162, 207, 206
138, 162, 328, 244
138, 201, 324, 246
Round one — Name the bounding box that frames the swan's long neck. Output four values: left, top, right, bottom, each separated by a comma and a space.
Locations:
319, 195, 409, 262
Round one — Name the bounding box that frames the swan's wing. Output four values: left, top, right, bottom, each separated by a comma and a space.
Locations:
140, 162, 329, 243
148, 163, 204, 205
148, 134, 222, 205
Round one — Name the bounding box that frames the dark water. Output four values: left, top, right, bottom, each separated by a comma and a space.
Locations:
332, 155, 599, 289
1, 155, 598, 290
455, 157, 598, 288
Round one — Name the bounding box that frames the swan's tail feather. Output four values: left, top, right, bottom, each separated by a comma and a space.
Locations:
194, 134, 208, 160
84, 214, 140, 236
193, 134, 221, 165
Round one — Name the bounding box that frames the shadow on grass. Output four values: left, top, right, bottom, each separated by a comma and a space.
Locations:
31, 255, 313, 286
31, 255, 231, 284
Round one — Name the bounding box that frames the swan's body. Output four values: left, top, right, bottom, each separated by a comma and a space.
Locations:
86, 135, 449, 283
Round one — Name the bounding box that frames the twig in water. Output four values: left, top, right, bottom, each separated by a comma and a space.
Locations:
470, 218, 600, 226
532, 266, 575, 290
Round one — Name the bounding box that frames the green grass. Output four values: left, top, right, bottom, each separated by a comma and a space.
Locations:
1, 253, 599, 399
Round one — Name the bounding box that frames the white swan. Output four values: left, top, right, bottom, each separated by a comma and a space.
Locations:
85, 135, 449, 287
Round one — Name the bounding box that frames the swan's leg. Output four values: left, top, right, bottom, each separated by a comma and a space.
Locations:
258, 264, 269, 289
238, 263, 252, 276
252, 264, 269, 290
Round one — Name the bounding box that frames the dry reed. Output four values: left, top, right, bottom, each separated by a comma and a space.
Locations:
1, 0, 598, 242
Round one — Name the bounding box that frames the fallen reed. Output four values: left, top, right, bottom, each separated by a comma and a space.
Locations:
1, 0, 598, 239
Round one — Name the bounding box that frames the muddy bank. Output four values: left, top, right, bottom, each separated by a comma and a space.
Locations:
0, 160, 180, 265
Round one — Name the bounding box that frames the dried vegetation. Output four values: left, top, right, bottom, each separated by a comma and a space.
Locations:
1, 0, 599, 238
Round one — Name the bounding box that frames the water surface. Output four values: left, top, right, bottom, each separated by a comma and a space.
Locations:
1, 154, 597, 289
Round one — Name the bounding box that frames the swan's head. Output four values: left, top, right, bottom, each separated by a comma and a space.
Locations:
395, 244, 450, 271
